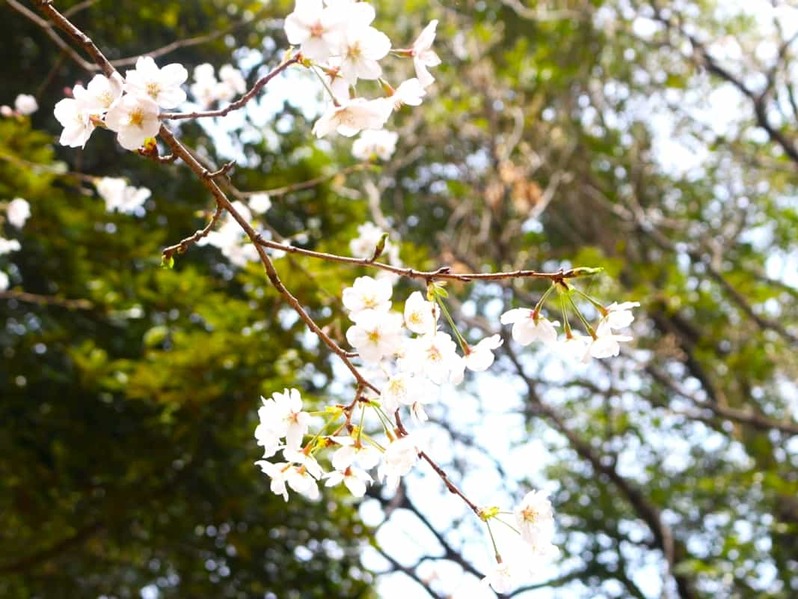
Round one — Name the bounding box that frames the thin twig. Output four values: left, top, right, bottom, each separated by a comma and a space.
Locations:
157, 125, 379, 394
161, 204, 225, 262
255, 236, 591, 285
160, 55, 302, 121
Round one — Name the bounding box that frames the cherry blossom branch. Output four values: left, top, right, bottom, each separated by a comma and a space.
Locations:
32, 0, 489, 525
254, 236, 594, 285
26, 5, 568, 587
155, 125, 379, 393
417, 451, 482, 517
159, 55, 302, 121
389, 410, 482, 517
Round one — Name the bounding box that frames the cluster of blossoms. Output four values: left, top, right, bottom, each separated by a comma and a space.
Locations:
482, 490, 559, 593
351, 129, 398, 161
254, 273, 505, 503
189, 63, 247, 109
284, 0, 440, 140
253, 273, 638, 588
1, 93, 39, 117
54, 56, 188, 151
253, 386, 421, 500
344, 276, 503, 421
94, 177, 152, 215
1, 198, 31, 291
500, 299, 639, 362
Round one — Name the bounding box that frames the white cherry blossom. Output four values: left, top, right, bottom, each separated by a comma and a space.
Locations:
601, 301, 640, 330
320, 57, 351, 102
500, 308, 559, 346
378, 434, 420, 489
482, 561, 516, 594
561, 332, 591, 362
323, 466, 372, 497
284, 0, 350, 62
255, 460, 321, 502
337, 25, 391, 84
403, 290, 438, 335
255, 460, 293, 501
411, 20, 442, 87
342, 275, 393, 318
283, 448, 324, 480
124, 56, 188, 108
14, 94, 38, 115
104, 94, 161, 151
588, 322, 632, 360
95, 177, 151, 214
256, 388, 312, 451
330, 436, 381, 471
190, 63, 218, 107
351, 129, 398, 161
383, 372, 436, 412
6, 198, 30, 229
312, 97, 391, 138
248, 193, 272, 214
218, 65, 247, 98
349, 222, 389, 258
514, 490, 556, 548
81, 74, 124, 114
464, 334, 503, 372
401, 331, 464, 385
380, 372, 409, 413
0, 271, 8, 291
387, 78, 426, 110
53, 94, 95, 148
345, 311, 404, 363
0, 238, 21, 256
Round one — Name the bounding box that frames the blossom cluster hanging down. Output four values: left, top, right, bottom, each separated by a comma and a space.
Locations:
284, 0, 440, 139
481, 490, 559, 593
252, 275, 504, 506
